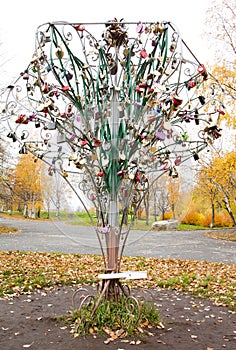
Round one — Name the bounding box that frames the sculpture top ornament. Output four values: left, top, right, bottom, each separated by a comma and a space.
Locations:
1, 19, 224, 271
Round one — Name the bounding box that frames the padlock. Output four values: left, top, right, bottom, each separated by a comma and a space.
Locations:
174, 156, 181, 166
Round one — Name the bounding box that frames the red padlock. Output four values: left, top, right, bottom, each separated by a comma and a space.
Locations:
74, 24, 85, 31
174, 156, 181, 166
172, 94, 182, 107
140, 49, 148, 59
81, 140, 88, 146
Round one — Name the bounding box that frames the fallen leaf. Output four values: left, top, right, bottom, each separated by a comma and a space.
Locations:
137, 326, 144, 333
0, 252, 235, 311
103, 328, 111, 335
60, 326, 67, 330
144, 330, 154, 336
116, 328, 125, 337
157, 321, 165, 329
103, 337, 114, 344
191, 335, 198, 339
89, 327, 94, 334
23, 343, 34, 348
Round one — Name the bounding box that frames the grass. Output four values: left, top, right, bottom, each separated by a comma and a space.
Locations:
0, 252, 234, 338
177, 223, 207, 230
58, 295, 161, 337
1, 211, 235, 245
1, 211, 233, 232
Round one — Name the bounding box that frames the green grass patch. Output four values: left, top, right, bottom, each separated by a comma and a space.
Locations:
177, 224, 207, 230
65, 216, 211, 231
58, 296, 161, 337
156, 277, 181, 288
1, 211, 233, 234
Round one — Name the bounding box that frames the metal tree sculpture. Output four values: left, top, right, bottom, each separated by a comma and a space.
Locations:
1, 20, 224, 300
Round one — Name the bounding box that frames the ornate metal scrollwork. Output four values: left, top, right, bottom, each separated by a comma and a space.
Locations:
72, 287, 95, 311
0, 19, 226, 274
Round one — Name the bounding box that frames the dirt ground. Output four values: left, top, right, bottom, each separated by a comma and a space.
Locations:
0, 285, 235, 350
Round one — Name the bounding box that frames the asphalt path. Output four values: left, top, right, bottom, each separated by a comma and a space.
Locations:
0, 217, 235, 264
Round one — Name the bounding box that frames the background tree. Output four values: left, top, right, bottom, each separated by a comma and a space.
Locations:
209, 63, 236, 129
194, 162, 219, 227
212, 152, 236, 225
40, 166, 53, 218
48, 172, 73, 217
0, 140, 16, 212
13, 153, 43, 218
206, 0, 236, 61
153, 175, 170, 220
0, 143, 8, 210
205, 0, 236, 128
167, 176, 180, 220
194, 151, 236, 227
41, 164, 72, 218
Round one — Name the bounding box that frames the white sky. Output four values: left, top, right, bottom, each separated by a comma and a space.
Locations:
0, 0, 213, 86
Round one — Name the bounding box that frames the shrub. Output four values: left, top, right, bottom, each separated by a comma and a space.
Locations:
181, 210, 204, 226
203, 213, 233, 227
161, 211, 173, 220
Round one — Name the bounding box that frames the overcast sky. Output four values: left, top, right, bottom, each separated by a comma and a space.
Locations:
0, 0, 213, 85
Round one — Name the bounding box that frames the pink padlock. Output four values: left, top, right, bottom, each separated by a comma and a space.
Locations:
156, 131, 166, 141
136, 22, 143, 34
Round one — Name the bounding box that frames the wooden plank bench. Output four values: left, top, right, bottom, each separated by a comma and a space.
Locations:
87, 271, 148, 315
98, 271, 147, 280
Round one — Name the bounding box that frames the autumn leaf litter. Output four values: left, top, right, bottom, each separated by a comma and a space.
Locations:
0, 251, 235, 311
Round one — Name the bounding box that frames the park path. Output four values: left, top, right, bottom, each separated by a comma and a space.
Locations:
0, 217, 235, 264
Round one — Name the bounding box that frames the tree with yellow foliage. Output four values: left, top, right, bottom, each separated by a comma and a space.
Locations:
167, 177, 180, 220
195, 151, 236, 227
13, 154, 43, 218
209, 64, 236, 129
